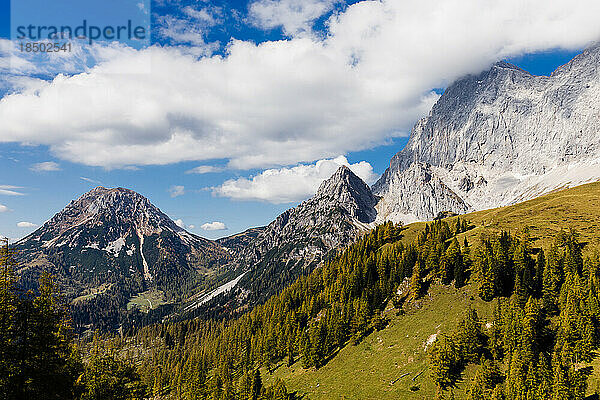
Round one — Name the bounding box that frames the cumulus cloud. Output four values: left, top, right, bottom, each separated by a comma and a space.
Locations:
0, 204, 8, 212
17, 221, 37, 228
249, 0, 338, 37
0, 0, 599, 170
186, 165, 223, 174
174, 218, 196, 230
201, 221, 227, 231
0, 186, 25, 196
30, 161, 61, 172
213, 156, 378, 203
169, 185, 186, 198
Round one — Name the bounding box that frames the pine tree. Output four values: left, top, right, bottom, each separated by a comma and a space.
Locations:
474, 243, 495, 301
410, 261, 424, 300
467, 358, 502, 400
454, 307, 485, 363
443, 239, 461, 285
429, 335, 459, 391
0, 241, 17, 399
534, 249, 545, 297
18, 273, 82, 399
251, 369, 263, 400
543, 245, 563, 313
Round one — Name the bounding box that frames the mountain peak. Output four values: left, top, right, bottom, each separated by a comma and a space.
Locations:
219, 166, 378, 305
318, 165, 363, 193
315, 166, 377, 223
373, 46, 600, 224
16, 186, 228, 316
85, 186, 147, 200
492, 61, 527, 74
16, 187, 229, 330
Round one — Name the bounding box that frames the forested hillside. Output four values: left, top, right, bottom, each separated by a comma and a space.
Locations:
3, 182, 600, 399
124, 183, 600, 400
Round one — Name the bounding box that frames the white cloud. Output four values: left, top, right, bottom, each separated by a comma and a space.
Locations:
0, 186, 25, 196
186, 165, 223, 174
201, 221, 227, 231
157, 15, 219, 51
174, 219, 195, 230
213, 156, 378, 203
80, 176, 102, 184
0, 1, 599, 170
183, 6, 218, 24
0, 38, 105, 79
156, 5, 221, 52
249, 0, 338, 37
0, 204, 8, 212
169, 185, 186, 198
17, 221, 37, 228
30, 161, 61, 172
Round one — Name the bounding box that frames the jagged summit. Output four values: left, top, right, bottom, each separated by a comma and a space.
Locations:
316, 166, 377, 223
492, 60, 529, 73
317, 165, 364, 196
373, 44, 600, 223
219, 167, 378, 303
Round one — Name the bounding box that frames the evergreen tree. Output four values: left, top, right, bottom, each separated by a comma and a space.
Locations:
78, 351, 146, 400
429, 334, 459, 391
443, 239, 461, 285
454, 307, 485, 363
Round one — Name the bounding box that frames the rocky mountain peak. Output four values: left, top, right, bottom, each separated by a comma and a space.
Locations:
219, 166, 379, 304
315, 166, 377, 224
39, 186, 182, 241
15, 186, 230, 331
373, 44, 600, 223
15, 186, 229, 329
16, 186, 227, 281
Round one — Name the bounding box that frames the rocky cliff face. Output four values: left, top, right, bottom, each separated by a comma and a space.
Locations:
221, 166, 377, 303
373, 44, 600, 223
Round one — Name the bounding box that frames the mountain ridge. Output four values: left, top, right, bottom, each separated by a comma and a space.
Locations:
216, 165, 378, 306
373, 43, 600, 223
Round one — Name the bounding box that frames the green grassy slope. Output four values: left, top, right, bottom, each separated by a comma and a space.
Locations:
399, 181, 600, 252
265, 182, 600, 399
265, 284, 495, 399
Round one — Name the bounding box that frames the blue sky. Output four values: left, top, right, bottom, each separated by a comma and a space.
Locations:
0, 0, 598, 241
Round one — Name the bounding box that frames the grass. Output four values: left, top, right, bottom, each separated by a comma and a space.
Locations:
72, 283, 113, 304
395, 182, 600, 253
458, 181, 600, 251
127, 289, 168, 313
264, 182, 600, 399
264, 283, 495, 399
